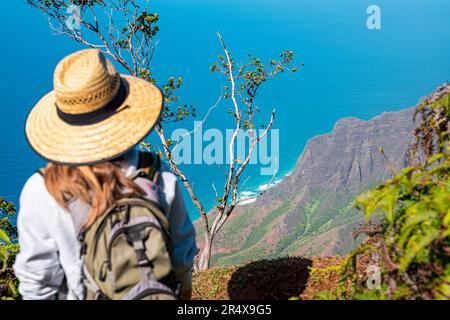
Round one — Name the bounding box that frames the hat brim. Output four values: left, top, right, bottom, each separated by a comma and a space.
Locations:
25, 75, 163, 165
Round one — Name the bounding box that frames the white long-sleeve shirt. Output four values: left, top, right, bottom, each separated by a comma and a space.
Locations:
13, 150, 197, 300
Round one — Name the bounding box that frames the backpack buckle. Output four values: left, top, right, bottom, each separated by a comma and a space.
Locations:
126, 231, 153, 268
135, 248, 153, 268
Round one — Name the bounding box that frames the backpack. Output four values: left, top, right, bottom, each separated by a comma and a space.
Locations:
39, 151, 179, 300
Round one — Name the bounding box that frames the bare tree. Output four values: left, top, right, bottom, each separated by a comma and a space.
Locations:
26, 0, 298, 271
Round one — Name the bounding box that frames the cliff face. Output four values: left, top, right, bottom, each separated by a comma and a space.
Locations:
196, 106, 417, 266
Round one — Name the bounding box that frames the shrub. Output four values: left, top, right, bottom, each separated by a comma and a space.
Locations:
0, 197, 20, 300
322, 84, 450, 300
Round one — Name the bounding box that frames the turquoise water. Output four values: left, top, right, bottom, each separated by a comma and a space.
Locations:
1, 0, 449, 219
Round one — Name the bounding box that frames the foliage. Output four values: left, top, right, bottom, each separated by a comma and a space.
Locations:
210, 50, 298, 129
211, 201, 291, 266
26, 0, 195, 124
195, 257, 313, 300
331, 84, 450, 300
0, 197, 20, 300
313, 290, 339, 300
27, 0, 298, 271
308, 263, 341, 286
193, 32, 298, 270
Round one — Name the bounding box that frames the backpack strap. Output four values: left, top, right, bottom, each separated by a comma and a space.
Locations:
136, 151, 161, 184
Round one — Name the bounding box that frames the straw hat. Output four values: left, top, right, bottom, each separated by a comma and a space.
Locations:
25, 49, 163, 165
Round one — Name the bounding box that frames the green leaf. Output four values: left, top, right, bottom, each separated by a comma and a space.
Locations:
0, 229, 11, 245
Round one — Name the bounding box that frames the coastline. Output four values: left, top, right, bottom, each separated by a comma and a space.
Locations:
191, 105, 419, 220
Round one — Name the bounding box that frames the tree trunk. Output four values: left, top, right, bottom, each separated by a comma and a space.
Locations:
198, 238, 213, 271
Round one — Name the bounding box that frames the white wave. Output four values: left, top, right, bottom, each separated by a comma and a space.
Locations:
257, 178, 283, 192
240, 191, 258, 197
284, 171, 292, 177
238, 197, 258, 206
257, 183, 271, 191
237, 169, 293, 206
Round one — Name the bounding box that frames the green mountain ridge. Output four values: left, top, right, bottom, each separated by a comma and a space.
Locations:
195, 105, 417, 266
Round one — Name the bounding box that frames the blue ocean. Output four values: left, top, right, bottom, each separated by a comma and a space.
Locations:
1, 0, 449, 219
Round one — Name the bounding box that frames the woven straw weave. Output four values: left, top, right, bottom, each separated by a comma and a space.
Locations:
25, 49, 163, 165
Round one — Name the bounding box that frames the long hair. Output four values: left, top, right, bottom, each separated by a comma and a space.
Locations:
43, 161, 144, 228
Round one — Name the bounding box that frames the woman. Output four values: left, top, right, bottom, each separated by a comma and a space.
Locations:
13, 49, 197, 300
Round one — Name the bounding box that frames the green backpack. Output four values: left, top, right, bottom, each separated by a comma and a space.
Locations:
40, 152, 179, 300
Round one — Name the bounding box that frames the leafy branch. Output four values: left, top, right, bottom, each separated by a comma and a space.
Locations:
26, 1, 299, 271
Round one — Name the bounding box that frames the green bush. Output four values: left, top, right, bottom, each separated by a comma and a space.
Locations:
0, 197, 20, 300
345, 84, 450, 299
314, 84, 450, 300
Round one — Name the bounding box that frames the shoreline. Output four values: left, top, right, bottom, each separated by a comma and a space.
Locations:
190, 164, 296, 221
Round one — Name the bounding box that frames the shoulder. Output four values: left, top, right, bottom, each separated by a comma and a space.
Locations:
159, 160, 174, 178
158, 160, 181, 203
19, 172, 64, 222
159, 160, 180, 188
20, 171, 46, 202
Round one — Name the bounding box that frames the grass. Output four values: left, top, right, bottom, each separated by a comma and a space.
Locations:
304, 199, 320, 234
213, 246, 267, 266
211, 191, 365, 267
214, 208, 255, 249
241, 201, 290, 249
192, 256, 345, 300
212, 201, 291, 266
